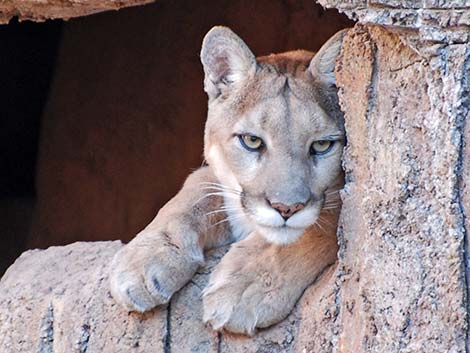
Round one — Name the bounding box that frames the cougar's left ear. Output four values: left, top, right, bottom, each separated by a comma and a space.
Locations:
201, 26, 256, 99
309, 29, 348, 87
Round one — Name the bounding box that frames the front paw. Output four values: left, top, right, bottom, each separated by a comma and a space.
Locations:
109, 232, 202, 312
202, 239, 299, 336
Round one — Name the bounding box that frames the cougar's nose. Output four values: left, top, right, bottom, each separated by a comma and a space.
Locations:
270, 202, 306, 220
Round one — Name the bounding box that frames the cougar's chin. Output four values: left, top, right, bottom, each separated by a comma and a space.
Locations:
256, 225, 307, 245
248, 204, 321, 245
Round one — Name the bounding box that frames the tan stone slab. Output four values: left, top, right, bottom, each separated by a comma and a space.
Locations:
0, 241, 337, 352
0, 0, 154, 24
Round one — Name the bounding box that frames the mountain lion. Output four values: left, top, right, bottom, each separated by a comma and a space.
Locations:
110, 26, 346, 336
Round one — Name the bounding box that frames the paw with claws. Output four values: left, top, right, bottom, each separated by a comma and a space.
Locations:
202, 233, 309, 336
109, 231, 202, 312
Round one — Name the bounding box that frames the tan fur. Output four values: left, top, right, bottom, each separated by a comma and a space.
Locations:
202, 207, 340, 335
110, 26, 348, 335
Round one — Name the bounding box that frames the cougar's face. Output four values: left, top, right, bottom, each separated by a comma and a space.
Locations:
201, 27, 346, 244
204, 55, 344, 244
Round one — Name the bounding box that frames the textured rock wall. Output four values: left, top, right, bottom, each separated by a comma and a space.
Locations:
0, 0, 154, 24
335, 24, 469, 353
313, 2, 470, 351
317, 0, 470, 42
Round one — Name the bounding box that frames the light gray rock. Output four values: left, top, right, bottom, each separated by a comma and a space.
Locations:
318, 0, 470, 42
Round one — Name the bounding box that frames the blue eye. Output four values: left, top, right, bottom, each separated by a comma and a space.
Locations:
310, 140, 334, 156
238, 134, 264, 152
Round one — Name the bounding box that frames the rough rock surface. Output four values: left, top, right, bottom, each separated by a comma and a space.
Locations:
335, 24, 469, 353
0, 0, 154, 24
0, 241, 335, 353
318, 0, 470, 42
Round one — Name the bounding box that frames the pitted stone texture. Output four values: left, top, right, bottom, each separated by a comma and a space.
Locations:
294, 266, 338, 353
0, 241, 335, 353
318, 0, 470, 42
0, 0, 154, 24
334, 24, 469, 353
0, 241, 167, 353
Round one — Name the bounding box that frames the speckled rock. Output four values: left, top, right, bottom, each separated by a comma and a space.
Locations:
334, 24, 469, 353
0, 242, 167, 353
318, 0, 470, 42
0, 241, 334, 353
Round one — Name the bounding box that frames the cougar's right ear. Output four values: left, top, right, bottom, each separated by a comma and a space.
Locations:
309, 29, 348, 88
201, 26, 256, 99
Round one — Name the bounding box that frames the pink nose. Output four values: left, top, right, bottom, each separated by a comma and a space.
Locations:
270, 202, 305, 220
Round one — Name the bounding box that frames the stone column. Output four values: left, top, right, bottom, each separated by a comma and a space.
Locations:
316, 3, 470, 352
334, 24, 469, 353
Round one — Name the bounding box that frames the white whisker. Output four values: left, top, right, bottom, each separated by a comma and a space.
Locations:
314, 221, 327, 234
325, 189, 341, 195
322, 204, 341, 209
325, 196, 341, 201
323, 199, 341, 204
317, 216, 335, 229
199, 182, 242, 194
204, 209, 228, 216
220, 204, 242, 210
194, 192, 226, 207
193, 193, 216, 207
204, 207, 240, 217
211, 218, 231, 228
210, 213, 245, 229
200, 186, 241, 196
193, 191, 240, 207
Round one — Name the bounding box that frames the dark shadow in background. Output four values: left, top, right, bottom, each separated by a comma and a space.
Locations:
0, 19, 62, 197
0, 19, 62, 274
0, 0, 353, 275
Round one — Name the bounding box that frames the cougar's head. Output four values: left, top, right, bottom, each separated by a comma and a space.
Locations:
201, 27, 346, 245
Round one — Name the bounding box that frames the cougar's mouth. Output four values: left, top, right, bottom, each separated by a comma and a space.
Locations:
204, 179, 338, 245
237, 192, 322, 245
